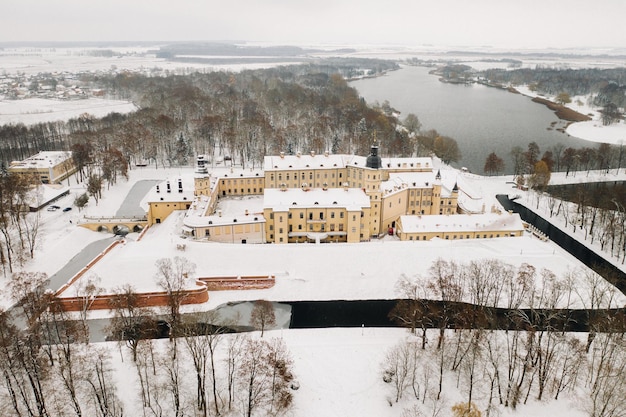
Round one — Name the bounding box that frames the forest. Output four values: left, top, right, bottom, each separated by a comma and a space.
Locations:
0, 59, 421, 170
478, 67, 626, 109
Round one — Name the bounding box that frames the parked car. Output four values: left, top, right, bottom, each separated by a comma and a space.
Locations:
46, 206, 58, 211
51, 205, 61, 209
62, 207, 72, 212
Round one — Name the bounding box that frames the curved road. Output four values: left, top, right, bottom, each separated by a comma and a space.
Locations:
115, 179, 160, 218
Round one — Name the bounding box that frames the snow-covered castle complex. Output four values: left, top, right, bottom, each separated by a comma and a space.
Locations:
144, 143, 524, 244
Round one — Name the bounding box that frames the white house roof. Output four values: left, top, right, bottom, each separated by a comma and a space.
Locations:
10, 151, 72, 169
264, 153, 351, 171
142, 176, 196, 205
380, 157, 432, 170
264, 153, 433, 172
264, 187, 371, 211
399, 212, 524, 234
183, 212, 265, 228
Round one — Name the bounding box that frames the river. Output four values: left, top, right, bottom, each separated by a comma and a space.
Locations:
350, 65, 592, 174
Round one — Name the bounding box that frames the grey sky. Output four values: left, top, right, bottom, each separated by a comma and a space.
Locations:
3, 0, 625, 49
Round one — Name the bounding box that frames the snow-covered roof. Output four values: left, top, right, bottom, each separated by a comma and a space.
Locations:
384, 171, 436, 190
263, 187, 371, 211
263, 152, 434, 172
183, 212, 265, 228
10, 151, 72, 168
142, 176, 196, 204
383, 170, 458, 198
264, 152, 352, 171
25, 183, 70, 208
399, 212, 524, 234
215, 167, 264, 179
380, 157, 432, 170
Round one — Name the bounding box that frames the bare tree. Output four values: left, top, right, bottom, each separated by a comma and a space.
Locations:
382, 340, 420, 403
224, 334, 245, 412
182, 311, 227, 417
250, 300, 276, 337
266, 337, 295, 414
84, 347, 124, 417
155, 256, 196, 336
238, 337, 272, 417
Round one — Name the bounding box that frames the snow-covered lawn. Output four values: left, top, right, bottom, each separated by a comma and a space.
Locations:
0, 97, 137, 126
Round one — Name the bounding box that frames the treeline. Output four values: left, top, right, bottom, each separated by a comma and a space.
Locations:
538, 182, 626, 264
386, 257, 625, 417
1, 60, 411, 170
479, 67, 626, 108
483, 141, 625, 179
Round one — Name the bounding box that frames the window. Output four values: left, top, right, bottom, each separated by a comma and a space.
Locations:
269, 225, 274, 231
331, 212, 335, 219
300, 212, 304, 219
340, 212, 344, 219
270, 213, 274, 220
279, 228, 283, 234
309, 213, 313, 220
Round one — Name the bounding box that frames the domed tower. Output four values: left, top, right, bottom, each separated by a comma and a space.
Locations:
364, 140, 383, 238
194, 154, 211, 196
366, 141, 382, 169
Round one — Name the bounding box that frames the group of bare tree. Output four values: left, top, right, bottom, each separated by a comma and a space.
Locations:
0, 171, 44, 276
0, 271, 125, 417
538, 182, 626, 264
107, 256, 293, 417
0, 256, 296, 417
386, 258, 626, 417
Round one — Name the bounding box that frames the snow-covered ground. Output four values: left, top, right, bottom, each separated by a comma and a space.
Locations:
1, 48, 625, 417
2, 165, 623, 417
0, 97, 137, 126
514, 85, 626, 146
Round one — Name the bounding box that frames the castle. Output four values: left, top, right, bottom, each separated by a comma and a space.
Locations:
144, 143, 523, 244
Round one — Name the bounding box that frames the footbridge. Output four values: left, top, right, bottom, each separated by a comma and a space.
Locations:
79, 215, 148, 235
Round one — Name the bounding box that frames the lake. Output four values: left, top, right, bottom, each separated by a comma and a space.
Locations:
350, 65, 592, 174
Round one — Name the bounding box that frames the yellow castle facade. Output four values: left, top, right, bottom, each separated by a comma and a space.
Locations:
174, 143, 463, 244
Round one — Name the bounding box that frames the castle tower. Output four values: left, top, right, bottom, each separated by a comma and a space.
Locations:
366, 140, 382, 169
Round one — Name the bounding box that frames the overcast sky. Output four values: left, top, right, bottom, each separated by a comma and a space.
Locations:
3, 0, 625, 49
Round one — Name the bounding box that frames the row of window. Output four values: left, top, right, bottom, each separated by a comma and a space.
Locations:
221, 178, 263, 185
406, 233, 513, 241
270, 211, 350, 221
270, 223, 347, 233
271, 171, 344, 181
222, 188, 263, 195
